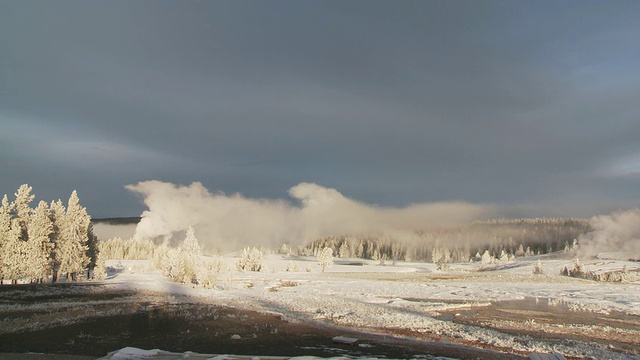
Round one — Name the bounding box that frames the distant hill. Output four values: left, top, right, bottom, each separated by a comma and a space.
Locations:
92, 217, 141, 225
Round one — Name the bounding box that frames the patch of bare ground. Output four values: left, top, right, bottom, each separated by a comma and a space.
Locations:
436, 297, 640, 357
364, 327, 528, 359
0, 283, 498, 359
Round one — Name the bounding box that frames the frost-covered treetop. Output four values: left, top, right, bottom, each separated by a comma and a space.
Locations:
181, 226, 202, 256
317, 246, 333, 272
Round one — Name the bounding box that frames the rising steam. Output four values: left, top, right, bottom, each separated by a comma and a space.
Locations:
126, 180, 493, 253
578, 208, 640, 260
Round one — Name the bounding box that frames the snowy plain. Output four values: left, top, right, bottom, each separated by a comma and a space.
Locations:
100, 254, 640, 360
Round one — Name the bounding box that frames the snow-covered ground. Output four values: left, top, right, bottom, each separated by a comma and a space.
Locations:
102, 254, 640, 360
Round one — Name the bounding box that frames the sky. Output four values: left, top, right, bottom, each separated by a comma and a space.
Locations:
1, 0, 639, 219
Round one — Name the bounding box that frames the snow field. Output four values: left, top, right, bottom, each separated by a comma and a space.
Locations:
102, 255, 640, 359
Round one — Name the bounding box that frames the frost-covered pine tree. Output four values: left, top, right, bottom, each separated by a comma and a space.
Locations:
525, 246, 534, 257
442, 246, 451, 263
62, 191, 91, 281
499, 250, 510, 262
92, 250, 107, 280
27, 201, 54, 282
85, 223, 99, 277
533, 259, 544, 275
515, 244, 525, 257
1, 185, 37, 284
317, 247, 333, 273
278, 243, 291, 256
54, 191, 91, 282
49, 199, 67, 282
181, 227, 202, 256
481, 250, 493, 264
0, 194, 13, 282
4, 219, 27, 283
12, 184, 35, 242
356, 242, 364, 258
338, 242, 350, 258
431, 246, 443, 264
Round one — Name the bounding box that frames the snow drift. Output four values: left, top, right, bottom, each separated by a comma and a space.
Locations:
126, 181, 492, 252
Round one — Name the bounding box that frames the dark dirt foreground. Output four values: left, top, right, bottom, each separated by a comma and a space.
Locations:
0, 283, 522, 359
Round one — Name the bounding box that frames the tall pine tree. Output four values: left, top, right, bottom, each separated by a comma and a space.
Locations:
12, 184, 35, 242
27, 201, 54, 282
0, 195, 13, 283
49, 199, 68, 282
4, 220, 26, 284
59, 191, 91, 281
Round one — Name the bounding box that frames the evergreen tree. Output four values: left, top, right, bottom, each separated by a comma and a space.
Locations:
338, 242, 350, 258
481, 250, 493, 264
356, 242, 364, 258
181, 227, 202, 256
49, 200, 66, 282
11, 184, 35, 242
92, 250, 107, 280
60, 191, 91, 281
85, 223, 99, 277
4, 220, 26, 283
0, 195, 13, 282
515, 244, 525, 257
27, 201, 54, 282
278, 243, 291, 255
317, 247, 333, 272
431, 246, 443, 264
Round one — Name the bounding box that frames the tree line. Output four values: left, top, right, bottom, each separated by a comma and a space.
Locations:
301, 218, 591, 263
0, 184, 98, 284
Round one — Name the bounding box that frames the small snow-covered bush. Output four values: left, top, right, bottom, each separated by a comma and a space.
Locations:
561, 261, 638, 283
194, 256, 224, 288
437, 262, 450, 271
160, 247, 226, 288
561, 258, 587, 278
163, 248, 187, 282
532, 259, 544, 275
236, 247, 264, 272
286, 261, 300, 272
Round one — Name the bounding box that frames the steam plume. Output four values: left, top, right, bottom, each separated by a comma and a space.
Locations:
578, 208, 640, 260
126, 181, 492, 253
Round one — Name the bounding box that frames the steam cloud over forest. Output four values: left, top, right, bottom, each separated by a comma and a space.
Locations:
126, 181, 493, 252
579, 208, 640, 260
